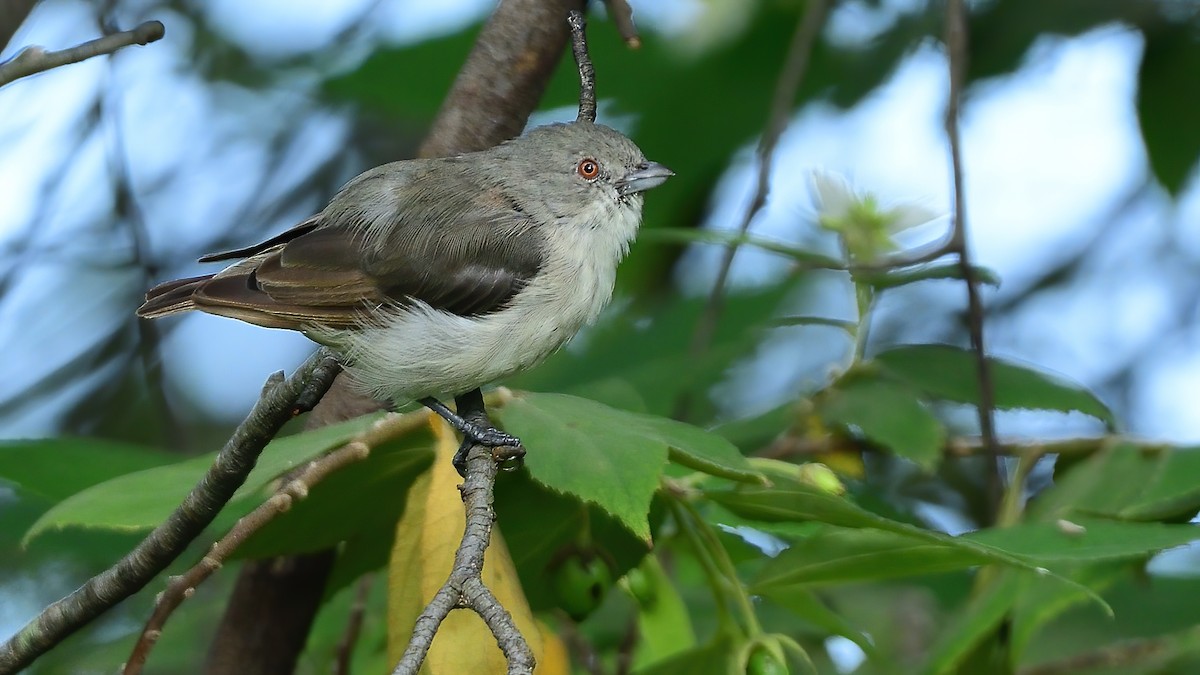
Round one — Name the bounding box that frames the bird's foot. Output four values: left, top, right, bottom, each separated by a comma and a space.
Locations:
422, 392, 526, 476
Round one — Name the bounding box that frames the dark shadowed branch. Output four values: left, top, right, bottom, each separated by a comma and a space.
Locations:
943, 0, 1004, 520
0, 19, 163, 87
122, 409, 431, 675
0, 349, 340, 675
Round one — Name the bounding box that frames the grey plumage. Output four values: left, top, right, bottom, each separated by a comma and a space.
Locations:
138, 121, 672, 403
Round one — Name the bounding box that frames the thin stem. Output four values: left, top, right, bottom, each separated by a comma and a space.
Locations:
0, 20, 164, 87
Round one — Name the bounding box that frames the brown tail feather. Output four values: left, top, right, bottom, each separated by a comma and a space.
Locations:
137, 274, 213, 318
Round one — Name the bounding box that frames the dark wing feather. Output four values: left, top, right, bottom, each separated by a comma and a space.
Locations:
197, 217, 321, 263
165, 162, 546, 331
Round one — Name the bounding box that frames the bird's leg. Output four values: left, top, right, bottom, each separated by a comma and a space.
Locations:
420, 389, 525, 475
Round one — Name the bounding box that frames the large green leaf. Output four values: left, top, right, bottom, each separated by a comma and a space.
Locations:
874, 344, 1115, 426
0, 438, 173, 502
920, 571, 1019, 675
707, 484, 1108, 610
965, 519, 1200, 563
1031, 443, 1200, 523
23, 413, 391, 543
496, 393, 761, 539
819, 377, 945, 470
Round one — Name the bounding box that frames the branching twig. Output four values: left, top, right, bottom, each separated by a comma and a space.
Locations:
0, 19, 164, 88
0, 349, 340, 675
1018, 627, 1200, 675
680, 0, 829, 416
391, 443, 534, 675
943, 0, 1003, 519
122, 408, 430, 674
756, 431, 1133, 461
569, 11, 596, 124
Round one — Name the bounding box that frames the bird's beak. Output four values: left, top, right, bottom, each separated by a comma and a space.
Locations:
617, 161, 674, 196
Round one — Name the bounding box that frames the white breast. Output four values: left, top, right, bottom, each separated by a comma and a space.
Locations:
328, 200, 641, 403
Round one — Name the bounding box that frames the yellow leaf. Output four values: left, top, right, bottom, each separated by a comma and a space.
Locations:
388, 419, 565, 674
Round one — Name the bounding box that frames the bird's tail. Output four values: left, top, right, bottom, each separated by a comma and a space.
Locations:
137, 274, 213, 319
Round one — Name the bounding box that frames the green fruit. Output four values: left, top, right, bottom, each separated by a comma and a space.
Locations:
623, 566, 657, 607
551, 554, 613, 619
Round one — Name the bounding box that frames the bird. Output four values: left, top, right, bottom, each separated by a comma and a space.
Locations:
137, 121, 673, 472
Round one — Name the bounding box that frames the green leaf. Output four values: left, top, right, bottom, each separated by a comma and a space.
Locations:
706, 484, 1109, 612
496, 393, 668, 540
633, 635, 741, 675
1010, 563, 1126, 664
0, 438, 173, 502
874, 344, 1116, 426
819, 377, 945, 470
497, 393, 762, 539
625, 556, 697, 671
1137, 22, 1200, 195
965, 518, 1200, 563
921, 571, 1019, 675
759, 585, 879, 661
752, 528, 985, 590
1030, 442, 1200, 523
771, 316, 856, 332
24, 414, 391, 543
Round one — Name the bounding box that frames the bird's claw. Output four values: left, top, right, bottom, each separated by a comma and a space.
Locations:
452, 423, 526, 476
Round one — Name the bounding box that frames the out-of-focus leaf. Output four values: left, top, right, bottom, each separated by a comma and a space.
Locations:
965, 518, 1200, 563
752, 528, 984, 590
874, 344, 1116, 426
857, 262, 1001, 290
633, 634, 741, 675
760, 585, 879, 662
1030, 443, 1200, 523
0, 438, 172, 502
496, 393, 761, 539
1010, 563, 1127, 664
920, 571, 1019, 675
625, 555, 696, 671
771, 316, 856, 332
1136, 21, 1200, 195
707, 484, 1108, 610
819, 376, 945, 470
23, 412, 397, 543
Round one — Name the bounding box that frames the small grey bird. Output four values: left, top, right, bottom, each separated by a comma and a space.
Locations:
138, 121, 672, 471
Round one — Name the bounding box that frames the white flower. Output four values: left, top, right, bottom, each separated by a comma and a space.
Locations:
809, 170, 944, 261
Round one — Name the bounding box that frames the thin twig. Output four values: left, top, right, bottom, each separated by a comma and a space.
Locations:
122, 408, 429, 674
603, 0, 641, 48
568, 11, 596, 123
392, 444, 535, 675
680, 0, 829, 416
333, 574, 375, 675
0, 349, 340, 675
943, 0, 1003, 521
0, 19, 164, 87
1018, 628, 1200, 675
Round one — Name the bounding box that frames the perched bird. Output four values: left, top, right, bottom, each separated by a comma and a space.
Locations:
138, 121, 672, 471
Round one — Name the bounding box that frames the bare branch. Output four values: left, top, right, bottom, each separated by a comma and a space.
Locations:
0, 349, 341, 674
0, 19, 164, 88
943, 0, 1004, 521
568, 10, 596, 123
122, 408, 432, 675
392, 443, 535, 675
603, 0, 641, 48
680, 0, 829, 416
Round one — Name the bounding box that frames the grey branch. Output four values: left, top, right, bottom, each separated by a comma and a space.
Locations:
0, 349, 341, 675
603, 0, 641, 48
392, 444, 535, 675
0, 19, 164, 88
568, 11, 596, 123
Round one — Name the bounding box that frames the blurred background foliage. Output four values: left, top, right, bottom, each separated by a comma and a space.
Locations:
2, 0, 1200, 672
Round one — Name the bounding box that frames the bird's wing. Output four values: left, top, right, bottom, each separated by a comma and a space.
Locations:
188, 162, 546, 331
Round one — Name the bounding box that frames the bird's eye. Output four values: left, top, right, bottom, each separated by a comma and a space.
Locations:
577, 158, 600, 180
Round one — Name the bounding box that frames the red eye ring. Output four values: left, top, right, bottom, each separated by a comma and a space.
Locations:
577, 158, 600, 180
